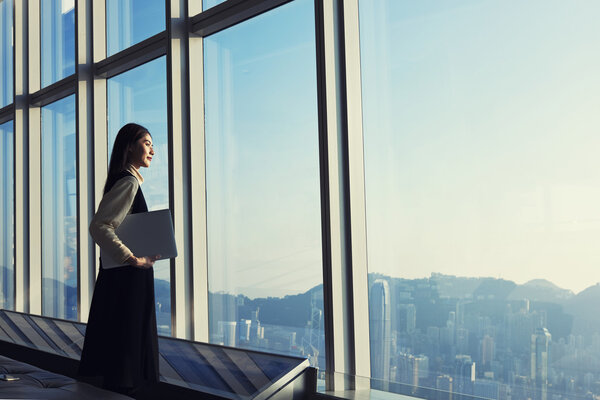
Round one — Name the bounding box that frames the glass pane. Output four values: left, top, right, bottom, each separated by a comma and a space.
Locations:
0, 0, 13, 108
361, 1, 600, 399
106, 0, 165, 57
204, 0, 324, 370
41, 95, 77, 320
202, 0, 225, 11
107, 56, 171, 336
41, 0, 75, 88
0, 121, 14, 310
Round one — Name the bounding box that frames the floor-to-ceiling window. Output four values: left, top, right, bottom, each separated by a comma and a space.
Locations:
361, 1, 600, 399
0, 0, 13, 311
0, 121, 14, 311
41, 0, 75, 88
41, 95, 77, 320
203, 0, 325, 368
0, 0, 13, 108
106, 0, 165, 57
107, 56, 171, 336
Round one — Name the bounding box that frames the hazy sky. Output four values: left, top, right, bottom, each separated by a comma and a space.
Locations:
204, 0, 323, 299
99, 0, 600, 298
361, 0, 600, 294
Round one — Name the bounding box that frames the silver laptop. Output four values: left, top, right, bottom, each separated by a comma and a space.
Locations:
101, 209, 178, 269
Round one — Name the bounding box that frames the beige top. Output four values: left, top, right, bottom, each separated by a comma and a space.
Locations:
89, 165, 144, 267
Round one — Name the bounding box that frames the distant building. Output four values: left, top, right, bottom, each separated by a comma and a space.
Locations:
531, 327, 551, 400
369, 279, 392, 384
512, 375, 533, 400
436, 375, 453, 400
398, 303, 416, 333
509, 311, 535, 353
239, 319, 251, 342
427, 326, 440, 342
454, 354, 475, 395
456, 328, 469, 355
473, 379, 500, 400
219, 321, 237, 347
397, 353, 429, 392
250, 308, 261, 345
482, 335, 495, 367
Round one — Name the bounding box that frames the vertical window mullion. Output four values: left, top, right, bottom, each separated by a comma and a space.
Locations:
318, 0, 370, 391
341, 0, 370, 381
14, 0, 29, 314
76, 0, 96, 323
28, 0, 42, 315
168, 0, 193, 340
188, 1, 209, 343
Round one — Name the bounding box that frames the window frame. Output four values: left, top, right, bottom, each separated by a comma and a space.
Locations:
6, 0, 373, 393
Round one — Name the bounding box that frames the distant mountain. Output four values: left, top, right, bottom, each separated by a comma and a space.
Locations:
472, 278, 517, 300
428, 273, 576, 304
209, 284, 325, 330
524, 279, 562, 289
564, 284, 600, 337
431, 273, 517, 300
430, 273, 482, 299
507, 279, 574, 303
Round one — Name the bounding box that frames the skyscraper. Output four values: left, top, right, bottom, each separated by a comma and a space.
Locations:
436, 375, 453, 400
398, 303, 416, 333
220, 321, 237, 347
369, 279, 392, 383
454, 354, 475, 395
397, 352, 428, 391
531, 327, 551, 400
239, 319, 251, 343
482, 335, 495, 367
250, 308, 261, 345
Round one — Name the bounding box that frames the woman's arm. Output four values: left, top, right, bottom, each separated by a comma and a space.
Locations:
125, 254, 160, 268
89, 176, 139, 267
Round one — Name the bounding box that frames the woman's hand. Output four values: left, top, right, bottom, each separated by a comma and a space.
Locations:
126, 254, 161, 268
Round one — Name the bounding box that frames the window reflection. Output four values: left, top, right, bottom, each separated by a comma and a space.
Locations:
106, 0, 165, 57
0, 0, 13, 107
41, 95, 77, 320
41, 0, 75, 88
107, 57, 171, 335
361, 1, 600, 399
0, 121, 14, 310
204, 0, 324, 369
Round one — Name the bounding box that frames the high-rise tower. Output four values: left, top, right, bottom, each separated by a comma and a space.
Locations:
369, 279, 392, 383
531, 327, 551, 400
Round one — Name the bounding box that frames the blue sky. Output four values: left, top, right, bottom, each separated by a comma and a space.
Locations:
204, 0, 322, 298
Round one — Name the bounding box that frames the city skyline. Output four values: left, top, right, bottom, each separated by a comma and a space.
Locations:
365, 270, 599, 400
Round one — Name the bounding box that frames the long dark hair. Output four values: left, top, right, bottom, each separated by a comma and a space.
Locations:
104, 123, 150, 194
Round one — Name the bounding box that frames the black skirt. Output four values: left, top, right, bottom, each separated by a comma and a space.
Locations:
78, 264, 159, 389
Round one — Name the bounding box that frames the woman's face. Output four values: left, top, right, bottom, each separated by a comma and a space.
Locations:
128, 133, 154, 169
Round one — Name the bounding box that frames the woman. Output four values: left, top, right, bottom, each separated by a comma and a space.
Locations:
79, 123, 160, 397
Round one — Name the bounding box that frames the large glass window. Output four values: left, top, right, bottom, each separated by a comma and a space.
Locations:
0, 0, 13, 108
202, 0, 225, 11
361, 2, 600, 399
107, 56, 171, 335
41, 95, 77, 320
41, 0, 75, 88
0, 121, 14, 310
204, 0, 324, 369
106, 0, 165, 57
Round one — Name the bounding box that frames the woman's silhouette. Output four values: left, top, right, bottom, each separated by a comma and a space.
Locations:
79, 123, 160, 398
